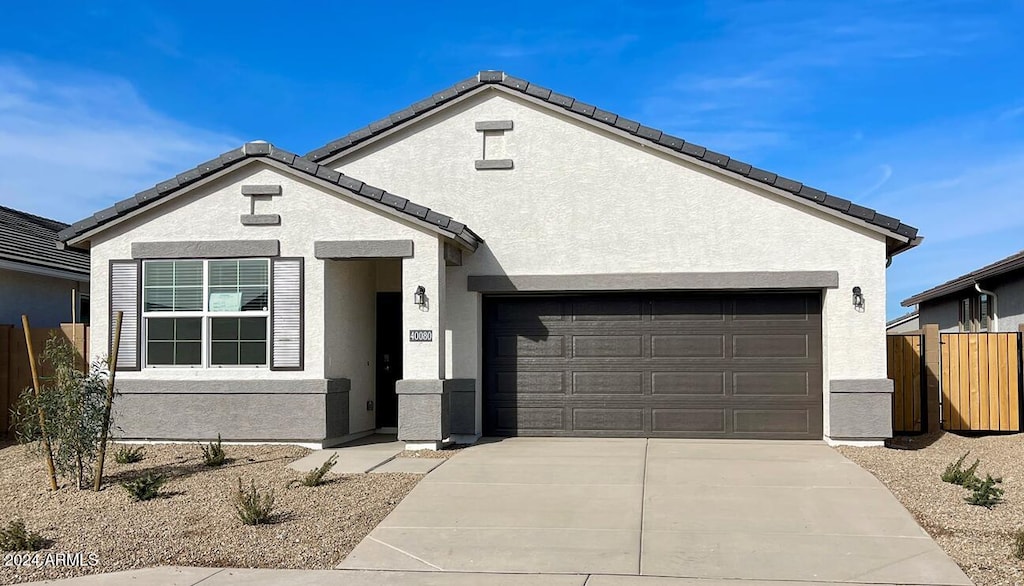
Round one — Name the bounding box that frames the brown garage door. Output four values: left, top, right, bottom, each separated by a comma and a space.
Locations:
483, 292, 823, 439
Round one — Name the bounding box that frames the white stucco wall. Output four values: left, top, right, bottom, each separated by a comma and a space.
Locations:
331, 88, 893, 437
87, 162, 445, 388
0, 268, 87, 328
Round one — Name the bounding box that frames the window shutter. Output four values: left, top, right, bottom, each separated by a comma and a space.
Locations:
270, 257, 303, 370
109, 260, 140, 371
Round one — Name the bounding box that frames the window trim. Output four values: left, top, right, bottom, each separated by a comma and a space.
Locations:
958, 294, 993, 333
141, 258, 271, 369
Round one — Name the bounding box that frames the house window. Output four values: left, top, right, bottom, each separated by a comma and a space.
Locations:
958, 294, 993, 332
142, 259, 269, 367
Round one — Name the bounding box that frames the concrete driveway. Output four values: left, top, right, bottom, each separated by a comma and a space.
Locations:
341, 438, 971, 585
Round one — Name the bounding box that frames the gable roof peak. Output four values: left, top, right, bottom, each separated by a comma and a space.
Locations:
305, 71, 920, 250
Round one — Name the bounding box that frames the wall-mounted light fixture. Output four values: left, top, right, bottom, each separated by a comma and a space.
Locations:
414, 285, 426, 307
852, 286, 865, 311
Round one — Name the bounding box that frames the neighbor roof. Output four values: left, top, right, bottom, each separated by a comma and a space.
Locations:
902, 249, 1024, 307
57, 142, 482, 250
306, 70, 920, 246
0, 205, 90, 277
886, 310, 919, 329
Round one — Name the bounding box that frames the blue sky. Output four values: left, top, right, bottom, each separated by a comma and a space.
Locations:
1, 1, 1022, 318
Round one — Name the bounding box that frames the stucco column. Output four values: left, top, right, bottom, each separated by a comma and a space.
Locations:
396, 239, 448, 448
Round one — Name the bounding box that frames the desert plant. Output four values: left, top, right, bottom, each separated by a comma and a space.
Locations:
965, 474, 1004, 508
1014, 529, 1024, 560
114, 445, 146, 464
0, 520, 46, 552
200, 434, 226, 467
11, 336, 113, 489
234, 478, 275, 525
122, 473, 166, 501
290, 453, 338, 487
941, 452, 981, 488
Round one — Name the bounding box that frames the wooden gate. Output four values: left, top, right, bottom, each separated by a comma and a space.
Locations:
940, 333, 1021, 432
887, 334, 926, 433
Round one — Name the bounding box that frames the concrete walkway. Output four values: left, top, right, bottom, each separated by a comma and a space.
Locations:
340, 438, 971, 585
287, 434, 405, 474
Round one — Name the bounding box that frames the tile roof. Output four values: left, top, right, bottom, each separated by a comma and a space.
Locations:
902, 249, 1024, 307
0, 205, 90, 276
306, 70, 919, 242
57, 142, 482, 249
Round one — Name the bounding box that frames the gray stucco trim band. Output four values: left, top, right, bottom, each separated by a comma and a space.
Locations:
475, 120, 513, 131
829, 378, 894, 440
314, 240, 414, 259
467, 271, 840, 292
131, 240, 280, 259
241, 184, 282, 196
116, 378, 351, 394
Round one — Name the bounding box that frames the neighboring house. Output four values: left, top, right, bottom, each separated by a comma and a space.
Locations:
0, 205, 90, 327
58, 71, 921, 449
886, 311, 919, 333
903, 249, 1024, 333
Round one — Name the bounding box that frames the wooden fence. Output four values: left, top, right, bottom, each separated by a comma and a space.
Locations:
0, 324, 89, 436
887, 334, 925, 433
940, 332, 1021, 432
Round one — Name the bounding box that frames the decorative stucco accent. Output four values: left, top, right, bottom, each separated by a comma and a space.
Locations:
467, 271, 840, 292
475, 120, 514, 131
240, 214, 281, 226
828, 379, 894, 440
395, 379, 453, 443
241, 184, 282, 196
474, 159, 514, 170
131, 240, 280, 259
314, 240, 414, 259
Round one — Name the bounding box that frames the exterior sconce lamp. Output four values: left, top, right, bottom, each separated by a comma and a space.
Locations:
414, 285, 426, 307
852, 286, 865, 311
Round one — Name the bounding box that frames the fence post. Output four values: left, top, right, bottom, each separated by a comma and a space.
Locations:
923, 324, 941, 432
0, 324, 11, 436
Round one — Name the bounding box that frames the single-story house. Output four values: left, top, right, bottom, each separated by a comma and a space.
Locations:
1, 205, 90, 327
903, 249, 1024, 333
885, 311, 919, 334
58, 71, 921, 449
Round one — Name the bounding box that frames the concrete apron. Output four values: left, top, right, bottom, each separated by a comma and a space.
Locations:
340, 438, 971, 586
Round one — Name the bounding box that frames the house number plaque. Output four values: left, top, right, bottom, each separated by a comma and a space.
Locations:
409, 330, 433, 342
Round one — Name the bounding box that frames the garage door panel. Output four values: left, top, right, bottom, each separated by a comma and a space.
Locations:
651, 372, 726, 395
571, 298, 643, 322
734, 409, 812, 434
573, 335, 643, 357
572, 371, 643, 395
651, 298, 725, 321
573, 408, 644, 432
484, 292, 822, 439
496, 371, 565, 395
652, 408, 727, 433
733, 372, 811, 397
733, 334, 810, 358
651, 335, 725, 358
496, 335, 566, 358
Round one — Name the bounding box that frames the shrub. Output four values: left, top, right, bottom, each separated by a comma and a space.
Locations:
0, 520, 46, 552
122, 473, 166, 501
1014, 529, 1024, 560
941, 452, 981, 488
965, 474, 1004, 508
200, 434, 226, 467
114, 445, 145, 464
234, 478, 275, 525
291, 453, 338, 487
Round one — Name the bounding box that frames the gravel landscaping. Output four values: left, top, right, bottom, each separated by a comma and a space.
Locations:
0, 441, 424, 584
838, 432, 1024, 586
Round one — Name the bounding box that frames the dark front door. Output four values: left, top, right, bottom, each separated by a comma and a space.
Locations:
482, 292, 823, 440
376, 292, 403, 428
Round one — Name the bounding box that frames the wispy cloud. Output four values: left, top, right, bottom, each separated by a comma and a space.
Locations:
449, 32, 638, 61
0, 61, 238, 223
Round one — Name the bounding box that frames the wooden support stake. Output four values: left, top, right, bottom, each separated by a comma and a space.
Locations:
93, 311, 122, 491
22, 315, 58, 491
